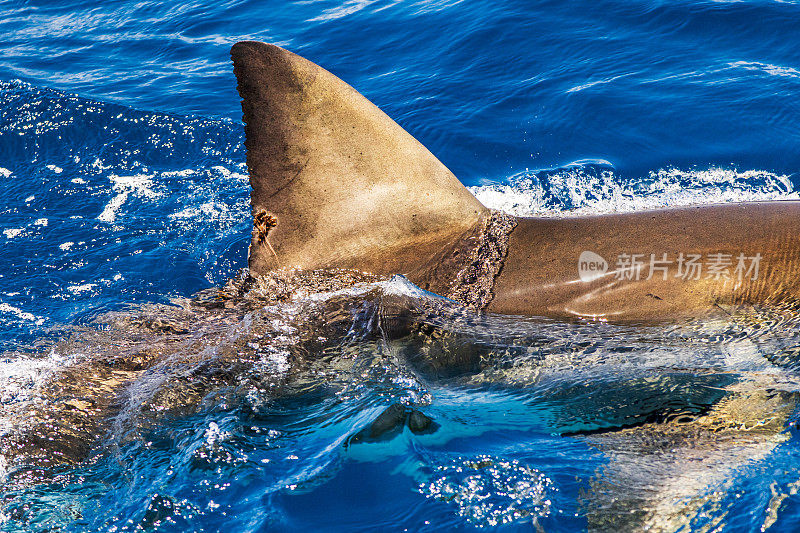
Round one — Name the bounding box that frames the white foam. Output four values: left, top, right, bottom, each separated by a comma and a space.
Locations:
0, 168, 11, 178
0, 354, 57, 407
420, 455, 553, 527
729, 61, 800, 79
161, 169, 196, 178
0, 349, 74, 458
169, 201, 232, 222
59, 241, 74, 251
46, 164, 63, 174
210, 165, 249, 182
255, 348, 292, 375
301, 275, 433, 304
3, 228, 23, 239
469, 166, 798, 216
203, 421, 230, 446
0, 303, 45, 325
98, 173, 161, 223
308, 0, 380, 21
66, 283, 97, 295
97, 192, 128, 223
567, 73, 632, 93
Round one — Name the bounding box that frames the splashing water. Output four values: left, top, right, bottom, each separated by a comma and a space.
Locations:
470, 163, 798, 216
3, 80, 800, 531
419, 455, 553, 527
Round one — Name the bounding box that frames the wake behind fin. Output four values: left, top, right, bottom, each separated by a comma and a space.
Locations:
231, 42, 487, 289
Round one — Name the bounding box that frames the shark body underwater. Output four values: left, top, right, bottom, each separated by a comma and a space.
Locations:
3, 42, 800, 531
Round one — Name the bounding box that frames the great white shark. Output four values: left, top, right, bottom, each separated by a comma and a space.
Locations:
231, 41, 800, 322
2, 41, 800, 532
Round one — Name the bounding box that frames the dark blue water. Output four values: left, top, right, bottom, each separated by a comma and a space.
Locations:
3, 1, 800, 531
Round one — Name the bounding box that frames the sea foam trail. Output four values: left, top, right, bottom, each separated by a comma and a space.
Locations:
470, 164, 798, 216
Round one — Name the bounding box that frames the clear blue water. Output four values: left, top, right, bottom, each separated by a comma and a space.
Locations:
2, 1, 800, 531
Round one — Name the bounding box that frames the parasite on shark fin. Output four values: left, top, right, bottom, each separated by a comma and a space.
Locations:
231, 41, 487, 289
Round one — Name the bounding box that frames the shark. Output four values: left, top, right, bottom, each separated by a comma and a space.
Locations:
2, 40, 800, 531
231, 40, 800, 323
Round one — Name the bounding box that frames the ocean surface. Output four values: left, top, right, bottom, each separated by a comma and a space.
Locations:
2, 0, 800, 531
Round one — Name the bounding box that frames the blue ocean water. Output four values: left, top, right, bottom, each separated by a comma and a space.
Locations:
2, 1, 800, 531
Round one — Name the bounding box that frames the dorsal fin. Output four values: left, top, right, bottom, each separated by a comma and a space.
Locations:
231, 41, 487, 283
